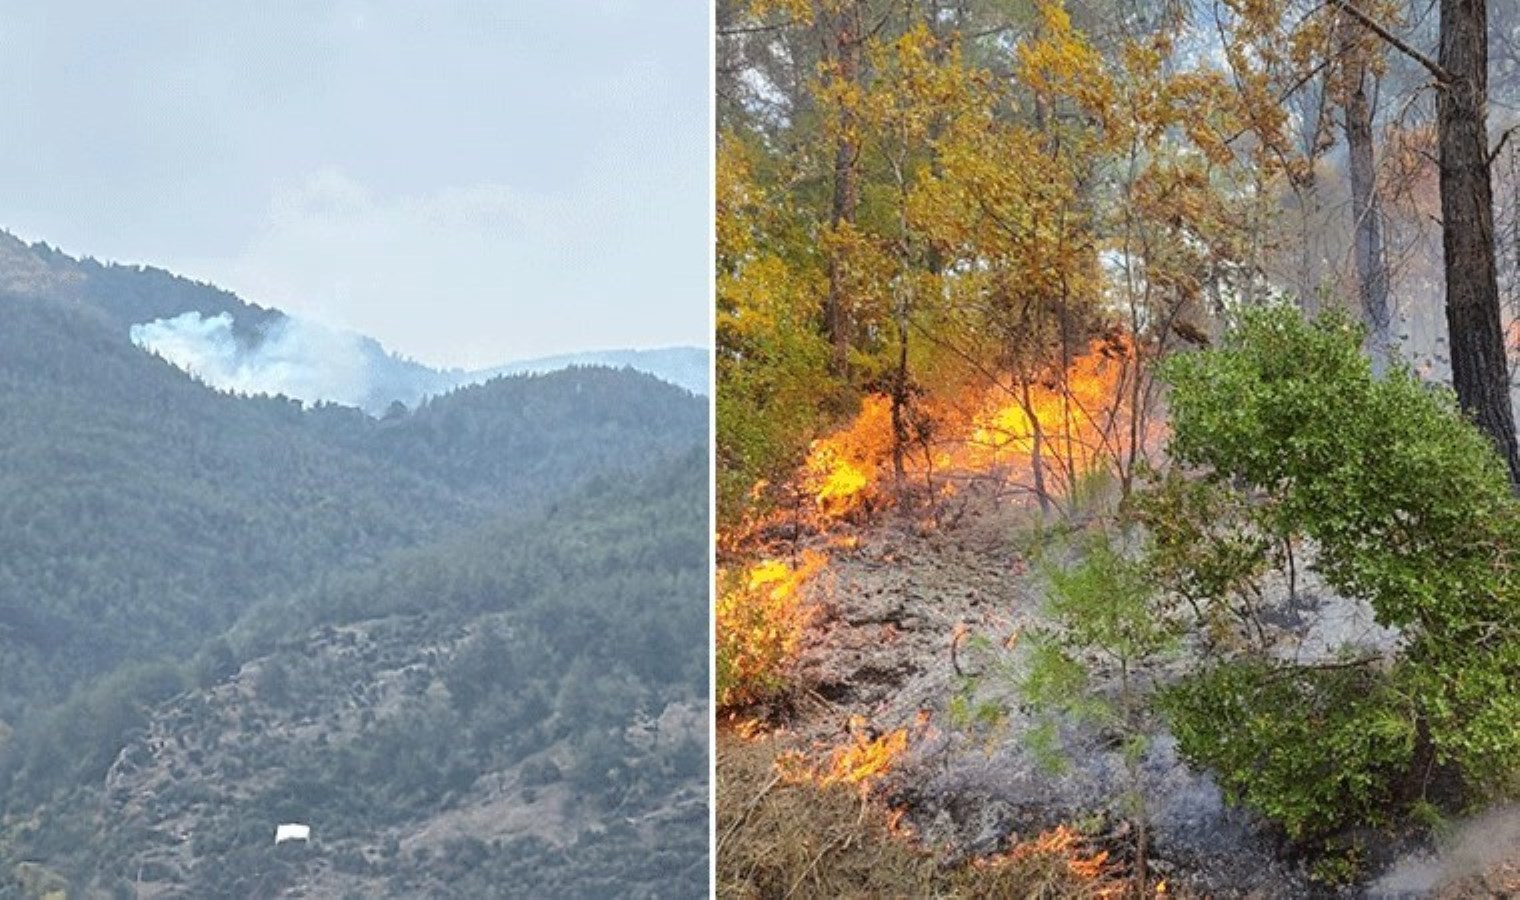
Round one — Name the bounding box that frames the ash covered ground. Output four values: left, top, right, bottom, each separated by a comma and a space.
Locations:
734, 480, 1516, 898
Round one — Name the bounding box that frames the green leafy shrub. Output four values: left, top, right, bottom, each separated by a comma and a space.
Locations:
1147, 306, 1520, 836
1160, 660, 1416, 839
1020, 530, 1179, 892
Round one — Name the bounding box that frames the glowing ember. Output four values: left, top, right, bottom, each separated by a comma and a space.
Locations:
886, 806, 915, 839
720, 714, 770, 742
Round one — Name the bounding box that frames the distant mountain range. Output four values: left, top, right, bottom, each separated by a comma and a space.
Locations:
478, 346, 708, 398
1, 230, 708, 415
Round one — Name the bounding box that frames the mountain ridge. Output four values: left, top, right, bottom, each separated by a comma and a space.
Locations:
1, 229, 709, 413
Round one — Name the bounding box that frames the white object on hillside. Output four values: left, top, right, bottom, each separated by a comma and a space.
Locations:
274, 823, 311, 845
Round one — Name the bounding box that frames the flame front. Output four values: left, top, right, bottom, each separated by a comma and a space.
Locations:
974, 824, 1121, 892
968, 336, 1139, 477
794, 335, 1156, 525
803, 394, 896, 519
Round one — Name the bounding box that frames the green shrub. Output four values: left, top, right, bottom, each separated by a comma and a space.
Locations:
1147, 306, 1520, 836
1160, 659, 1416, 839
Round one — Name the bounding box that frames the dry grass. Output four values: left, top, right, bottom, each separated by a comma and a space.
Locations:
718, 733, 1124, 899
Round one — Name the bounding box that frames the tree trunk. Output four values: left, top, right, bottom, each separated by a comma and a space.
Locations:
1299, 170, 1323, 317
1021, 379, 1052, 515
824, 3, 861, 380
1344, 62, 1393, 375
1438, 0, 1520, 485
891, 312, 910, 486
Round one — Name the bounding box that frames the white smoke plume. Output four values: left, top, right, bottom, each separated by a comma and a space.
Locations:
130, 311, 376, 409
1369, 805, 1520, 896
131, 311, 711, 414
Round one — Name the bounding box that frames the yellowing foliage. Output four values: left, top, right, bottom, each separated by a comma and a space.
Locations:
715, 551, 828, 708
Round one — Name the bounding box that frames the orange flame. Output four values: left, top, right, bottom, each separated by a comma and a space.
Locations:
964, 336, 1147, 487
716, 550, 828, 707
974, 824, 1120, 888
774, 720, 910, 796
785, 335, 1157, 528
803, 395, 897, 519
827, 723, 908, 789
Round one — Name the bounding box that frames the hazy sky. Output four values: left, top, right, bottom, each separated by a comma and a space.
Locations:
0, 1, 709, 368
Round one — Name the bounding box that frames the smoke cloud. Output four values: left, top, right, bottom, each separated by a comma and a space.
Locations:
130, 311, 710, 415
1370, 805, 1520, 896
130, 311, 377, 409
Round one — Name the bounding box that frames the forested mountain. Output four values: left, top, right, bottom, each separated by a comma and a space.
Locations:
0, 242, 708, 897
3, 231, 707, 414
479, 347, 709, 397
0, 232, 280, 341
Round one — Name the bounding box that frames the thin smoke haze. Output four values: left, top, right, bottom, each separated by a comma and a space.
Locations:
1370, 805, 1520, 895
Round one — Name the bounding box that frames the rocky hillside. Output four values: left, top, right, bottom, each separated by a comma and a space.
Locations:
0, 236, 710, 898
91, 617, 705, 899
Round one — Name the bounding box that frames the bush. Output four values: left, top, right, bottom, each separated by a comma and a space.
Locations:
715, 551, 826, 709
1146, 307, 1520, 836
1160, 659, 1416, 839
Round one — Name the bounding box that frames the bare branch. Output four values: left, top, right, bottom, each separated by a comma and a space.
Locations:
1324, 0, 1450, 83
1491, 124, 1520, 167
718, 20, 795, 38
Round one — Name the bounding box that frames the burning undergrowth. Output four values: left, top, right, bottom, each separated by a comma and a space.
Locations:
715, 333, 1183, 895
717, 335, 1158, 708
774, 715, 910, 794
721, 332, 1160, 555
795, 334, 1159, 530
715, 551, 829, 710
718, 725, 1128, 899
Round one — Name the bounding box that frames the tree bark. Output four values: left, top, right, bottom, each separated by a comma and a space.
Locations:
1343, 62, 1392, 375
1327, 0, 1518, 481
1438, 0, 1520, 484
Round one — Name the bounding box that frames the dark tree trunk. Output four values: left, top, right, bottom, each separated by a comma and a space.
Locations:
824, 3, 861, 380
1438, 0, 1520, 484
1344, 62, 1393, 375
